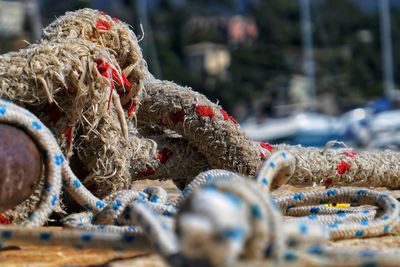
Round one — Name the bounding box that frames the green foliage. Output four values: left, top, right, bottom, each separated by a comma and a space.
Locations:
311, 0, 383, 101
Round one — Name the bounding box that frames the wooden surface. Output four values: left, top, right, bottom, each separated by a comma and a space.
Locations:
0, 244, 151, 267
0, 180, 399, 266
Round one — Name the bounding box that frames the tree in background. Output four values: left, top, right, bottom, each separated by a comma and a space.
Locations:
312, 0, 382, 108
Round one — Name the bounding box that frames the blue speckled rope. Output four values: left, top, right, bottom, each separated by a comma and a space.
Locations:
0, 99, 400, 267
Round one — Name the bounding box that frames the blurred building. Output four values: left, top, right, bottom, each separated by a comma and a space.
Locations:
0, 0, 42, 52
228, 15, 258, 44
185, 15, 258, 45
185, 42, 231, 81
0, 1, 25, 37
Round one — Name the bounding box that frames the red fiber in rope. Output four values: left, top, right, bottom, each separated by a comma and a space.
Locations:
0, 214, 11, 224
96, 58, 131, 109
96, 19, 111, 30
170, 110, 185, 123
63, 126, 74, 146
157, 148, 174, 164
126, 99, 137, 118
343, 150, 357, 158
260, 142, 275, 152
99, 10, 121, 23
137, 167, 156, 178
196, 105, 215, 117
220, 108, 238, 124
337, 160, 351, 175
324, 178, 333, 186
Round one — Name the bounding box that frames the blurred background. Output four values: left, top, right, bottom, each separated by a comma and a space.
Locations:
2, 0, 400, 149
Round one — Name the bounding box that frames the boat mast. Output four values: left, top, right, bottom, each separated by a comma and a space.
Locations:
300, 0, 316, 104
379, 0, 396, 99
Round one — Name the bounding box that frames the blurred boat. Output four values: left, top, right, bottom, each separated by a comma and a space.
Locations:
242, 96, 400, 149
243, 110, 400, 150
242, 112, 347, 147
366, 110, 400, 150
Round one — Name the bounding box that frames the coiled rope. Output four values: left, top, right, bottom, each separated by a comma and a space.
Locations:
0, 99, 399, 266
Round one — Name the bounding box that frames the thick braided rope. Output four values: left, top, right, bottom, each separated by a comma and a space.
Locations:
274, 143, 400, 188
42, 8, 146, 109
37, 8, 400, 194
139, 74, 400, 190
139, 75, 261, 175
41, 8, 263, 178
0, 99, 400, 267
0, 38, 135, 199
0, 36, 210, 203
